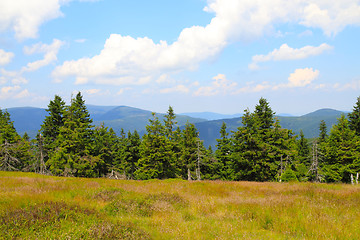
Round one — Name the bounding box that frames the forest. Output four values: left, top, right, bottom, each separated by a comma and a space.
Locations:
1, 92, 360, 183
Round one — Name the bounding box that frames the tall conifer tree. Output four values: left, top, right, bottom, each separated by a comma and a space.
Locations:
136, 113, 174, 179
215, 122, 232, 179
47, 92, 98, 177
40, 95, 66, 154
324, 115, 360, 182
348, 96, 360, 136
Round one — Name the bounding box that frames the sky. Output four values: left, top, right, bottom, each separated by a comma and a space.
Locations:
0, 0, 360, 116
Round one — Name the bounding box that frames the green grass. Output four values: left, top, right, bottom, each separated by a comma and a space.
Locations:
1, 172, 360, 239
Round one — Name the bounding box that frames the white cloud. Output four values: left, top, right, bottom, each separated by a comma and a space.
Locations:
0, 85, 32, 100
53, 29, 227, 85
0, 85, 47, 103
0, 49, 14, 65
156, 74, 175, 84
0, 0, 99, 40
84, 89, 101, 95
234, 82, 272, 94
194, 74, 237, 96
0, 0, 63, 40
53, 0, 360, 85
22, 39, 65, 72
14, 89, 30, 99
300, 1, 360, 36
0, 69, 28, 85
160, 85, 190, 94
288, 68, 319, 87
11, 76, 28, 85
249, 43, 333, 69
334, 79, 360, 91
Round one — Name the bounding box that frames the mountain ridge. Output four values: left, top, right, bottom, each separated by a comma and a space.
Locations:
2, 105, 347, 147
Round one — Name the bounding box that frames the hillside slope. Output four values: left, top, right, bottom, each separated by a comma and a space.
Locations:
3, 106, 346, 147
195, 109, 345, 148
4, 105, 206, 138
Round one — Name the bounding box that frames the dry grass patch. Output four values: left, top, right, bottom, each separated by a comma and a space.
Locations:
1, 172, 360, 239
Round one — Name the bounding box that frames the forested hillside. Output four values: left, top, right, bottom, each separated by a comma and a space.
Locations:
1, 93, 359, 183
6, 105, 345, 148
196, 108, 344, 148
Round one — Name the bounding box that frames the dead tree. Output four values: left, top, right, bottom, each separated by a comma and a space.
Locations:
35, 134, 48, 174
309, 141, 323, 182
0, 139, 21, 171
196, 138, 204, 181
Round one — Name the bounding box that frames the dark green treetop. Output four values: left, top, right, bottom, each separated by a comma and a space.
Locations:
254, 97, 275, 130
40, 95, 66, 153
319, 120, 327, 142
348, 96, 360, 136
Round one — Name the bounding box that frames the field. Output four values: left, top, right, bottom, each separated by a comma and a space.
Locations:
1, 172, 360, 239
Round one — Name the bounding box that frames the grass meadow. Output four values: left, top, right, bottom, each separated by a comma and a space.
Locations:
1, 171, 360, 239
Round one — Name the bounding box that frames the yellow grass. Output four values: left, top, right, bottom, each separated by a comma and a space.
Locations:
1, 171, 360, 239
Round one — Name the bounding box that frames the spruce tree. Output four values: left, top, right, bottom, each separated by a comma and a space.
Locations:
254, 97, 275, 129
324, 115, 360, 182
0, 109, 30, 171
136, 113, 174, 179
164, 106, 177, 139
348, 96, 360, 136
230, 99, 296, 182
297, 130, 310, 165
40, 95, 66, 153
180, 122, 201, 180
319, 120, 327, 142
47, 92, 97, 177
92, 124, 119, 176
215, 122, 232, 179
295, 130, 311, 181
124, 130, 141, 179
163, 106, 182, 176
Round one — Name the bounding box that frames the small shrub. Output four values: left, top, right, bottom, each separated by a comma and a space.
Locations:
281, 169, 298, 182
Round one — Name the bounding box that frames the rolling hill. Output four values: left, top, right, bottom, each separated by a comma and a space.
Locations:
3, 105, 206, 139
195, 108, 346, 148
179, 112, 242, 120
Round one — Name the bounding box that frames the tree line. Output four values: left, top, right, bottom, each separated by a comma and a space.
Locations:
1, 92, 360, 183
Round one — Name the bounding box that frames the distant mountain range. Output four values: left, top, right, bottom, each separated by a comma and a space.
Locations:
195, 108, 345, 148
4, 105, 347, 148
179, 112, 242, 121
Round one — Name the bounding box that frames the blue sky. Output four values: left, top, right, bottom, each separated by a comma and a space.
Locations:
0, 0, 360, 115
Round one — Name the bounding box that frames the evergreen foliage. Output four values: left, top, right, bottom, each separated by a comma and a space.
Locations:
1, 94, 360, 183
348, 96, 360, 136
319, 120, 327, 143
180, 122, 200, 180
323, 115, 360, 182
47, 92, 98, 177
0, 109, 30, 171
215, 122, 232, 179
231, 99, 296, 181
136, 113, 175, 179
40, 95, 66, 154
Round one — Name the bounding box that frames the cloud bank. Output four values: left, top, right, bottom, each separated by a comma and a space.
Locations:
0, 0, 98, 40
52, 0, 360, 86
249, 43, 333, 70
